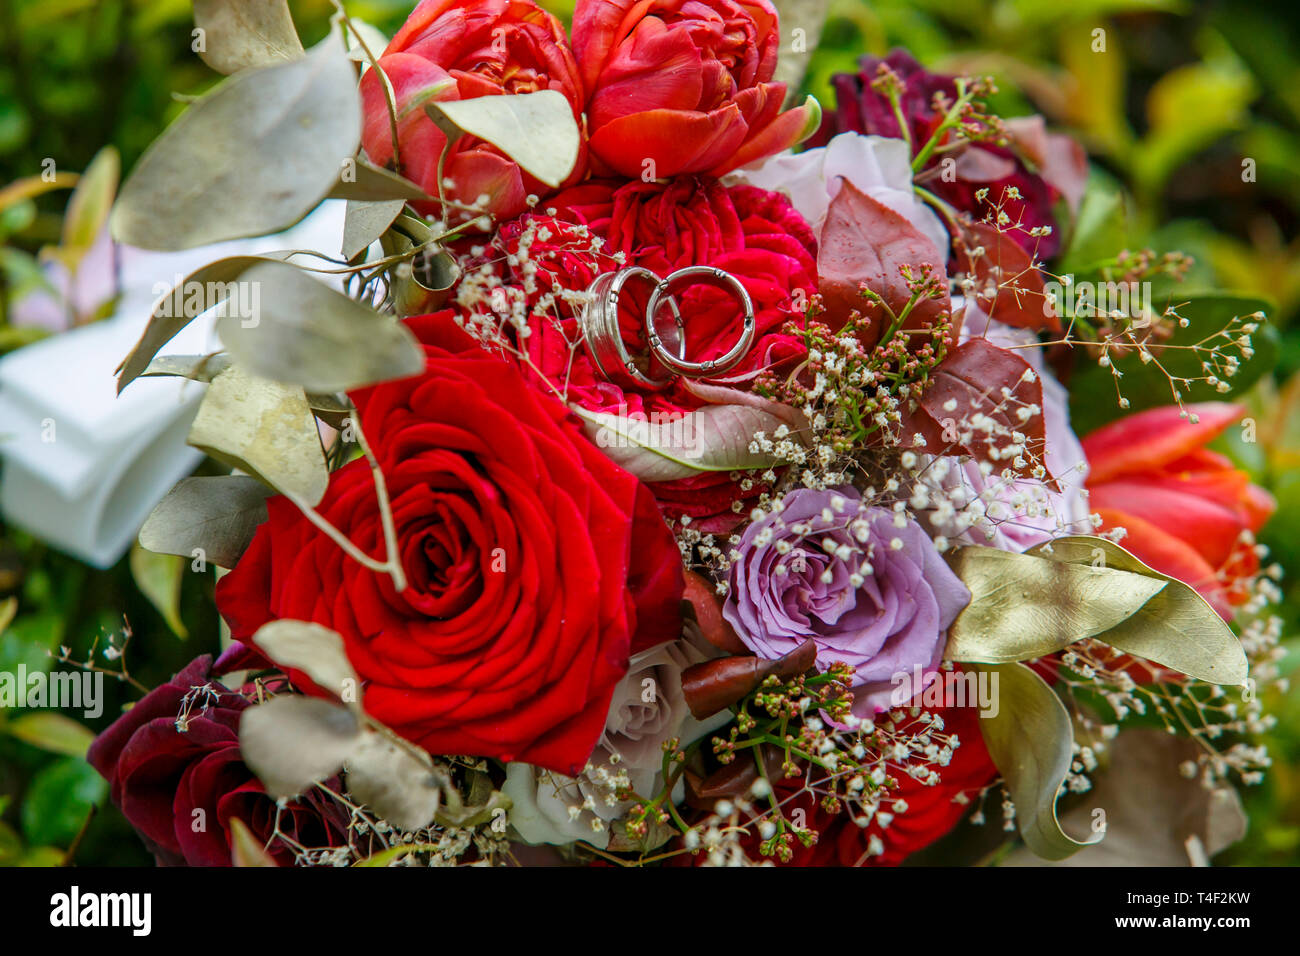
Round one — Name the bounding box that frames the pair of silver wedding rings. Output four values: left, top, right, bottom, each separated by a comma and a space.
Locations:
580, 266, 755, 391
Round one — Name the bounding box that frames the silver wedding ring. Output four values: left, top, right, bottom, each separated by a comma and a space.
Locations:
580, 266, 756, 390
580, 267, 683, 391
646, 266, 755, 378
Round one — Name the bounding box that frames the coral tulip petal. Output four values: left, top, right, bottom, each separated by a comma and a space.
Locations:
1089, 480, 1246, 568
1082, 402, 1244, 483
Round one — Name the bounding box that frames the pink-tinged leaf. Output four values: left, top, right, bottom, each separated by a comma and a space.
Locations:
951, 218, 1055, 332
1081, 401, 1244, 484
907, 337, 1055, 485
571, 387, 806, 483
817, 181, 952, 350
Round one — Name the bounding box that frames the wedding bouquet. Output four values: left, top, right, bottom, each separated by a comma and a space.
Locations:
87, 0, 1284, 867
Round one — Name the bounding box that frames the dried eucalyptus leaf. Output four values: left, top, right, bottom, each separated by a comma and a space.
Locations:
116, 254, 287, 393
342, 19, 390, 68
345, 731, 444, 831
329, 157, 429, 202
216, 261, 425, 392
427, 90, 580, 188
944, 545, 1166, 663
111, 35, 360, 250
139, 475, 271, 569
228, 818, 278, 867
571, 400, 807, 482
769, 0, 831, 106
192, 0, 304, 75
1027, 536, 1248, 685
341, 199, 404, 260
973, 662, 1101, 861
379, 215, 459, 315
435, 788, 511, 831
140, 353, 233, 383
239, 695, 362, 799
252, 620, 361, 711
187, 364, 329, 505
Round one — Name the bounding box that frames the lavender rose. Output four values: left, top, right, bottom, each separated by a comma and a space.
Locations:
723, 487, 970, 715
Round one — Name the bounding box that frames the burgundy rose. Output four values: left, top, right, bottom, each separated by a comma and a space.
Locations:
86, 654, 350, 866
820, 49, 1083, 259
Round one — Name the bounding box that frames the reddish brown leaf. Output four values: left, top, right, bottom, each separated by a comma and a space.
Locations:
906, 337, 1056, 485
684, 745, 784, 811
952, 219, 1055, 332
817, 181, 953, 350
682, 569, 747, 654
681, 639, 817, 720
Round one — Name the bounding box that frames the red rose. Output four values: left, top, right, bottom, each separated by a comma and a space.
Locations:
496, 177, 815, 529
537, 177, 816, 407
1083, 402, 1275, 616
86, 654, 350, 866
360, 0, 586, 223
571, 0, 819, 178
722, 700, 997, 866
216, 312, 683, 775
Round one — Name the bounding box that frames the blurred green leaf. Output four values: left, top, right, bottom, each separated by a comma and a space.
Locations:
0, 610, 63, 678
1133, 38, 1255, 197
5, 712, 95, 758
129, 544, 188, 639
20, 757, 105, 848
1057, 171, 1130, 274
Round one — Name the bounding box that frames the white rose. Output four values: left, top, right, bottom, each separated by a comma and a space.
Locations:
726, 132, 950, 261
504, 625, 731, 847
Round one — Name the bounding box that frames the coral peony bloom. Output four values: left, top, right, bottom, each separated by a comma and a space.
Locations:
571, 0, 820, 178
1082, 402, 1275, 617
360, 0, 586, 223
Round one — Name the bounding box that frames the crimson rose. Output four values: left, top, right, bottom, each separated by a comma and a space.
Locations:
86, 654, 350, 866
497, 176, 816, 529
216, 312, 683, 775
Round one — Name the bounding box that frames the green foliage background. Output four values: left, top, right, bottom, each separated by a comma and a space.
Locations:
0, 0, 1296, 865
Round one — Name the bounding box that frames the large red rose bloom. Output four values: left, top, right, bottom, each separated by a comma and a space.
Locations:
216, 312, 683, 775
